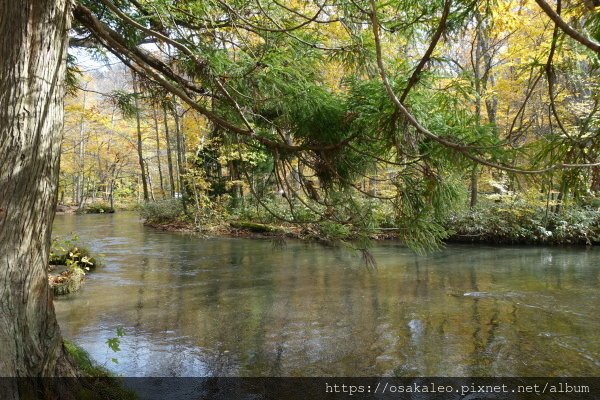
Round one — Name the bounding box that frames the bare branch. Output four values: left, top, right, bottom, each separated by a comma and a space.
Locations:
400, 0, 452, 103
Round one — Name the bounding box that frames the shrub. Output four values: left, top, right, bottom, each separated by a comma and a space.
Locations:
50, 236, 101, 270
447, 203, 600, 245
49, 246, 100, 270
317, 221, 352, 243
139, 198, 186, 224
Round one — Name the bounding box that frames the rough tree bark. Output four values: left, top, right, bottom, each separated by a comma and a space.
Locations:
0, 0, 76, 388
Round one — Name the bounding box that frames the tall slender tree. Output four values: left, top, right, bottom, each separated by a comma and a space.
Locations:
152, 104, 165, 195
132, 71, 149, 201
163, 102, 176, 197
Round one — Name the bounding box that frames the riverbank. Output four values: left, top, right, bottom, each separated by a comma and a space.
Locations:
56, 201, 138, 215
145, 219, 319, 240
143, 204, 600, 248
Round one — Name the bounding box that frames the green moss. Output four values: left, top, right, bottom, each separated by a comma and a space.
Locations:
64, 340, 111, 377
229, 221, 284, 233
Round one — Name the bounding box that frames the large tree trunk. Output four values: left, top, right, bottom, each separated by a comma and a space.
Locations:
0, 0, 75, 385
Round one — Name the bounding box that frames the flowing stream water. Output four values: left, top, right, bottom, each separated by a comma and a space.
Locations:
52, 212, 600, 377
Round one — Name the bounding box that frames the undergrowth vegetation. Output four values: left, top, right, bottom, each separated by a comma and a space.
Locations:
448, 203, 600, 245
77, 202, 115, 214
138, 198, 187, 224
139, 191, 600, 249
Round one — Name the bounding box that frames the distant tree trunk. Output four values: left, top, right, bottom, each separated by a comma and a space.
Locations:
107, 108, 118, 208
145, 159, 156, 202
470, 166, 479, 208
228, 160, 244, 207
173, 105, 184, 195
469, 9, 498, 209
555, 176, 569, 213
172, 105, 189, 214
132, 71, 149, 202
0, 0, 76, 386
72, 176, 77, 204
163, 103, 176, 197
108, 180, 115, 210
91, 181, 98, 203
469, 15, 484, 208
78, 176, 88, 209
76, 89, 87, 209
152, 104, 165, 196
591, 166, 600, 193
480, 27, 497, 126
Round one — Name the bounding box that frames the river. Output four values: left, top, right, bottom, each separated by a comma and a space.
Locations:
52, 212, 600, 377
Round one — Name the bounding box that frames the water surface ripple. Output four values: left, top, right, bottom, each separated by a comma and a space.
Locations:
53, 213, 600, 377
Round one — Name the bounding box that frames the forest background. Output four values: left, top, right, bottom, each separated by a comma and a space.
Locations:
63, 0, 600, 253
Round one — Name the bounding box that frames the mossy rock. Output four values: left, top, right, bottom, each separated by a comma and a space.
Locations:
229, 221, 283, 233
586, 198, 600, 208
50, 268, 85, 296
77, 203, 115, 214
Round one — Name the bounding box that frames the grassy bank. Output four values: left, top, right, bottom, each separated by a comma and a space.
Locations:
63, 340, 136, 400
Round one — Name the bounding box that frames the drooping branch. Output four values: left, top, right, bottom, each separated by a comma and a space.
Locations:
545, 0, 572, 140
368, 0, 600, 175
534, 0, 600, 54
72, 2, 355, 154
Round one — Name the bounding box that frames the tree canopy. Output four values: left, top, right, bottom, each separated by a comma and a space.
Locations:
64, 0, 600, 251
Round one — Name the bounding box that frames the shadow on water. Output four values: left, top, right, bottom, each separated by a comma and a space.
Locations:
53, 213, 600, 377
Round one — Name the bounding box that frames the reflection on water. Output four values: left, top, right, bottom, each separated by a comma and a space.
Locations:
53, 213, 600, 377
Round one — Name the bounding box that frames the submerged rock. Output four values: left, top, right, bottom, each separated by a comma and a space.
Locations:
463, 291, 492, 298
